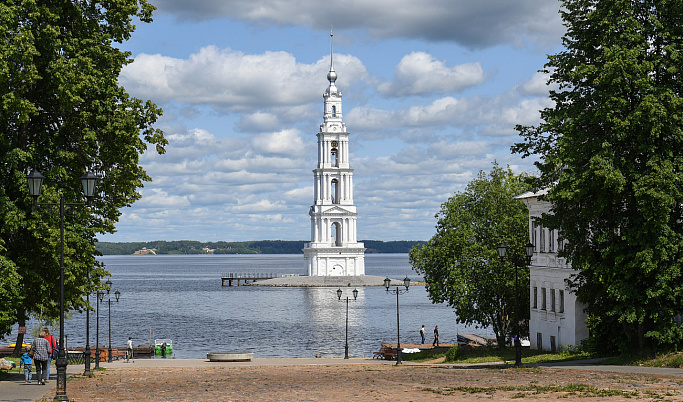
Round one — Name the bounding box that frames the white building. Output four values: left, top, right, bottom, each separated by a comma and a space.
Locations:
516, 189, 589, 351
303, 34, 365, 276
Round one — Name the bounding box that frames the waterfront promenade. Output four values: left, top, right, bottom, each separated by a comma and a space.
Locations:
3, 357, 683, 401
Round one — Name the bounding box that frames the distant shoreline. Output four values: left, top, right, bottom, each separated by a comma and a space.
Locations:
96, 239, 425, 255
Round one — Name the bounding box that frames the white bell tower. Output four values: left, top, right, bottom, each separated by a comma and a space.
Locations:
303, 30, 365, 276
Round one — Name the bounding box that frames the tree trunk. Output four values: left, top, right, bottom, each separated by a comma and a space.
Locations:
11, 317, 26, 357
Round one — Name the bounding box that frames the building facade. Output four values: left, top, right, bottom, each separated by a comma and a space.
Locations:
303, 36, 365, 276
516, 190, 589, 351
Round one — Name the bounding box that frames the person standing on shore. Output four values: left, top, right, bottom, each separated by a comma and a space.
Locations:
420, 325, 425, 344
31, 329, 51, 385
433, 325, 439, 347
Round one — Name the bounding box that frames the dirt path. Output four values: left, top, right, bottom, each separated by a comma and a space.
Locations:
57, 363, 683, 401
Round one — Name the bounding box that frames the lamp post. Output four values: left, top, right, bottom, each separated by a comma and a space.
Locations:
384, 277, 410, 365
336, 288, 358, 359
95, 290, 101, 370
497, 242, 534, 368
83, 265, 92, 377
26, 170, 97, 401
99, 280, 120, 363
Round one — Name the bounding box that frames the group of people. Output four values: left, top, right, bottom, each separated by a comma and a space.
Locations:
19, 327, 57, 384
419, 324, 439, 346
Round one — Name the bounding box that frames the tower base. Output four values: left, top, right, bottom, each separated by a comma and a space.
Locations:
303, 244, 365, 276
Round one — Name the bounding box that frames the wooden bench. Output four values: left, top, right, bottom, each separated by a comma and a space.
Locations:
372, 344, 397, 360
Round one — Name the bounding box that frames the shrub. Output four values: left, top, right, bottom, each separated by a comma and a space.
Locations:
444, 345, 460, 362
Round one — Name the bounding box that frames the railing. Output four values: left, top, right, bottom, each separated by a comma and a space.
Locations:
221, 273, 279, 279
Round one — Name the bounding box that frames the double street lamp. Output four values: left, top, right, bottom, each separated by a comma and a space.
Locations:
26, 170, 97, 401
99, 280, 120, 363
384, 277, 410, 365
497, 242, 535, 368
336, 288, 358, 359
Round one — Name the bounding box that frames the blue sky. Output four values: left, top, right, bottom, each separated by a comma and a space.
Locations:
102, 0, 565, 243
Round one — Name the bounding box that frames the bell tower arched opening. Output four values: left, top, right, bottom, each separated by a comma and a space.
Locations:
331, 222, 342, 246
331, 178, 339, 204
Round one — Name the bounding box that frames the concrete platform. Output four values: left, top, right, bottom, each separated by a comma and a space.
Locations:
244, 275, 415, 287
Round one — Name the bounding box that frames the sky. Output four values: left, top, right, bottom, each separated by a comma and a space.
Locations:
102, 0, 566, 243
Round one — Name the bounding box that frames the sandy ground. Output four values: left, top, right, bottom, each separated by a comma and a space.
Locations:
55, 363, 683, 401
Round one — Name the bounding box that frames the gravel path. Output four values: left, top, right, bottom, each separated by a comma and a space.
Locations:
58, 363, 683, 401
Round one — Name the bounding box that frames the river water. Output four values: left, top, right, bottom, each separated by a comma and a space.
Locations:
16, 254, 491, 358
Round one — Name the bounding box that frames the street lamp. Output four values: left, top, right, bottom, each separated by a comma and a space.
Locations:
95, 289, 102, 370
336, 288, 358, 359
26, 169, 97, 401
83, 265, 93, 377
497, 242, 534, 367
99, 280, 120, 363
384, 276, 410, 365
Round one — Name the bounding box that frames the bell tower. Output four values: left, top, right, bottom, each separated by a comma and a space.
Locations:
303, 29, 365, 276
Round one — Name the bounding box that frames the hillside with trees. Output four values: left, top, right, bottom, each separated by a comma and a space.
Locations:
96, 240, 424, 255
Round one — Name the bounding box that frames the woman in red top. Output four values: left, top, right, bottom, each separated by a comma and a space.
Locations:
42, 327, 57, 382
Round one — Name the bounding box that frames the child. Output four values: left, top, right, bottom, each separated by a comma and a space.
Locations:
20, 347, 33, 383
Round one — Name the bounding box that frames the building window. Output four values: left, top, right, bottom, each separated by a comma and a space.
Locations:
537, 333, 543, 350
550, 335, 557, 352
540, 227, 546, 252
559, 290, 565, 313
550, 289, 556, 312
541, 288, 546, 310
533, 287, 538, 309
549, 230, 555, 252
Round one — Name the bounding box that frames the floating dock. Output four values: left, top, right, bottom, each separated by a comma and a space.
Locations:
221, 273, 280, 286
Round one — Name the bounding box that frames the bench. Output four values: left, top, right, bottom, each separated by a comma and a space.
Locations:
372, 344, 397, 360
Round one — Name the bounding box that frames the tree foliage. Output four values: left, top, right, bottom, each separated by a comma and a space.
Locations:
409, 164, 531, 347
513, 0, 683, 354
0, 0, 167, 342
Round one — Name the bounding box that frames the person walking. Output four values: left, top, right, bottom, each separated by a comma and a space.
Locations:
31, 329, 51, 385
20, 347, 33, 383
42, 327, 57, 382
432, 325, 439, 347
420, 325, 426, 344
126, 337, 133, 362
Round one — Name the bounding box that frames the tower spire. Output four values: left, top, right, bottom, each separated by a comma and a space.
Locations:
326, 26, 337, 88
330, 25, 334, 71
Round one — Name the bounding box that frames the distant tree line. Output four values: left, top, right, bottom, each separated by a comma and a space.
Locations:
96, 240, 424, 255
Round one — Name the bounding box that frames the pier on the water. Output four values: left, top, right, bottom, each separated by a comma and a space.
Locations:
221, 273, 280, 286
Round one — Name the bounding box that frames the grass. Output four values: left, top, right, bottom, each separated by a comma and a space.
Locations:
436, 344, 597, 364
401, 344, 598, 364
422, 383, 637, 398
405, 343, 683, 369
602, 351, 683, 368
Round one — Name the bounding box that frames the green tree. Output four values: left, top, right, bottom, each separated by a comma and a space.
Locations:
513, 0, 683, 354
409, 164, 531, 347
0, 0, 167, 351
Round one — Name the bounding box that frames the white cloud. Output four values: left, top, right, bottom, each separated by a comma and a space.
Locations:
517, 71, 556, 96
121, 47, 368, 110
251, 129, 306, 157
378, 52, 485, 97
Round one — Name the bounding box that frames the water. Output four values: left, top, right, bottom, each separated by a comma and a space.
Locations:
10, 254, 490, 358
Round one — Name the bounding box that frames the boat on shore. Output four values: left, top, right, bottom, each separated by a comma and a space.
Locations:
154, 339, 173, 356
